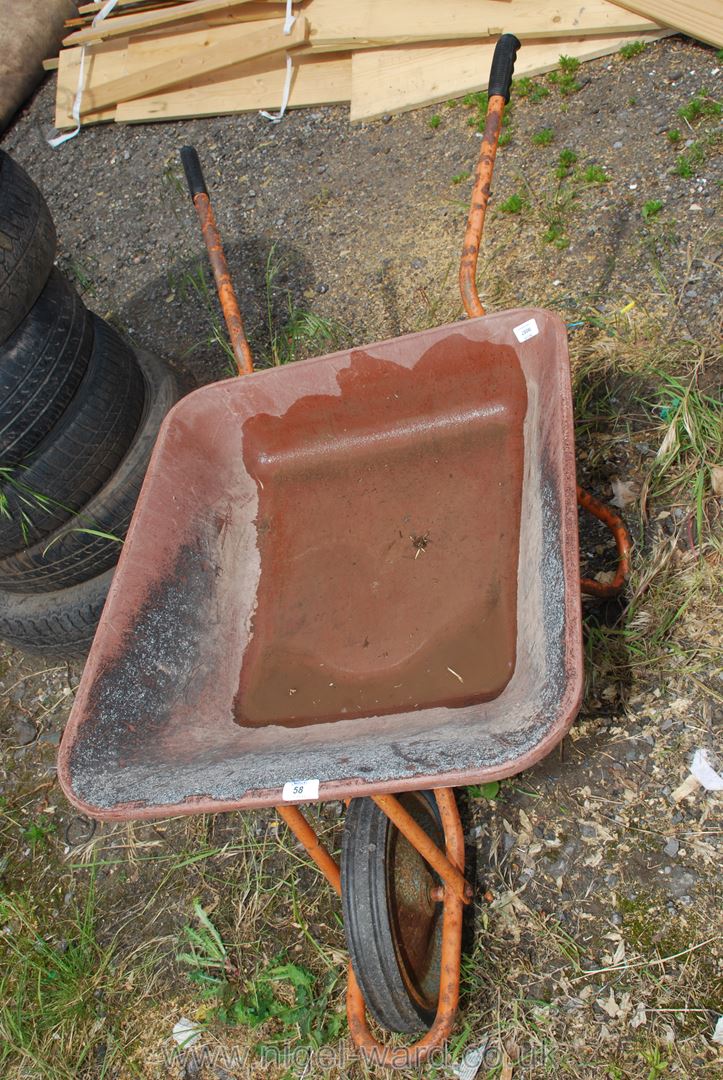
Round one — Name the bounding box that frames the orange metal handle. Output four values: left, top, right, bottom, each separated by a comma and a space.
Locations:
459, 34, 520, 317
180, 146, 254, 376
346, 788, 466, 1070
577, 485, 632, 598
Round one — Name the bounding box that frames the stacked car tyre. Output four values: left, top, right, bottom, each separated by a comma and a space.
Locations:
0, 150, 182, 659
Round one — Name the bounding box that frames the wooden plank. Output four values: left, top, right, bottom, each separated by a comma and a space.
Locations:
610, 1, 723, 48
350, 30, 671, 121
71, 2, 284, 29
56, 19, 285, 126
114, 50, 351, 122
78, 0, 189, 13
305, 0, 660, 52
43, 57, 60, 71
56, 41, 128, 128
81, 15, 308, 112
63, 0, 258, 45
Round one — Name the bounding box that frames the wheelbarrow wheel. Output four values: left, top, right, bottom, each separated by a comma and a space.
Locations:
341, 791, 444, 1033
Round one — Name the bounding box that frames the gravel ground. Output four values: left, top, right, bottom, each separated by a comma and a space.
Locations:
0, 33, 721, 1080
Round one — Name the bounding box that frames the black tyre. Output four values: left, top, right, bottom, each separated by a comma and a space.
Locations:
0, 316, 145, 559
0, 349, 181, 592
0, 268, 93, 464
0, 150, 57, 344
0, 567, 113, 659
341, 791, 444, 1034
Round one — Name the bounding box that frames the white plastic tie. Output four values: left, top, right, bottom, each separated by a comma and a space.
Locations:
260, 0, 296, 123
48, 0, 121, 147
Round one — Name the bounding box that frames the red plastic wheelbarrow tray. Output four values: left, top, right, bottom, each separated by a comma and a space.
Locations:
57, 290, 585, 816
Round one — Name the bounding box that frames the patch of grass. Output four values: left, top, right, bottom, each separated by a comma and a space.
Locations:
666, 128, 681, 143
263, 246, 350, 367
548, 59, 582, 96
0, 880, 150, 1079
678, 89, 722, 124
451, 170, 471, 184
628, 95, 638, 106
499, 193, 525, 214
619, 40, 647, 59
0, 467, 74, 545
543, 224, 570, 249
22, 817, 56, 853
467, 781, 500, 800
514, 76, 550, 103
580, 164, 610, 184
177, 901, 344, 1058
555, 148, 578, 178
558, 55, 581, 75
462, 90, 489, 132
171, 261, 238, 373
498, 128, 513, 147
641, 199, 663, 220
532, 127, 554, 146
428, 113, 442, 129
673, 141, 705, 178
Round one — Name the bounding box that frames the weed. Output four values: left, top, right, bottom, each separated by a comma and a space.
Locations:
0, 467, 75, 544
548, 61, 582, 96
678, 90, 722, 125
0, 879, 149, 1079
263, 247, 350, 367
581, 164, 610, 184
628, 95, 638, 106
639, 1045, 669, 1079
514, 76, 550, 103
467, 781, 501, 800
641, 199, 663, 220
172, 261, 238, 373
463, 90, 489, 132
498, 128, 512, 147
178, 902, 343, 1057
673, 141, 705, 178
559, 55, 581, 74
451, 170, 471, 184
543, 224, 570, 249
555, 148, 578, 178
499, 193, 525, 214
532, 128, 554, 146
428, 113, 441, 129
22, 817, 56, 852
620, 40, 647, 59
666, 128, 681, 143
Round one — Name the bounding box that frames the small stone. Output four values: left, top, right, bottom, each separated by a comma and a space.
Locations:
663, 838, 679, 858
12, 718, 36, 746
613, 140, 623, 149
382, 114, 392, 124
316, 282, 329, 294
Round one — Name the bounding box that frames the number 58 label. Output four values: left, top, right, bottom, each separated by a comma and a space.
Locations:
282, 778, 320, 801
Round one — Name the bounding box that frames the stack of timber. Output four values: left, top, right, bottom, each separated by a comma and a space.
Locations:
50, 0, 722, 129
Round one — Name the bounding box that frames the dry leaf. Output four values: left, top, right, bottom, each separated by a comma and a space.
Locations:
711, 464, 723, 498
611, 477, 641, 509
630, 1002, 647, 1029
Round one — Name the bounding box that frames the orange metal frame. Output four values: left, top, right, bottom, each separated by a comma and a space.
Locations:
277, 788, 469, 1069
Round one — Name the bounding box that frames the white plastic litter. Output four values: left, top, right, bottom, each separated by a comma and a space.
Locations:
712, 1016, 723, 1045
690, 748, 723, 792
172, 1017, 202, 1048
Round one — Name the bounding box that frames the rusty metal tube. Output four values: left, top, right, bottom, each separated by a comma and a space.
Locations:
459, 34, 520, 318
276, 803, 341, 896
371, 792, 472, 904
347, 787, 466, 1068
180, 146, 254, 377
577, 485, 632, 598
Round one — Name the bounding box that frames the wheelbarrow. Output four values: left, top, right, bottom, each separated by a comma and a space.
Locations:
58, 36, 631, 1069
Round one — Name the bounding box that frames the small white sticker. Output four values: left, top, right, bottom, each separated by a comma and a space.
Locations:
282, 778, 320, 801
513, 318, 539, 343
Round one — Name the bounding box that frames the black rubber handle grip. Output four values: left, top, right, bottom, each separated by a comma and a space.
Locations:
488, 34, 521, 103
180, 145, 208, 199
